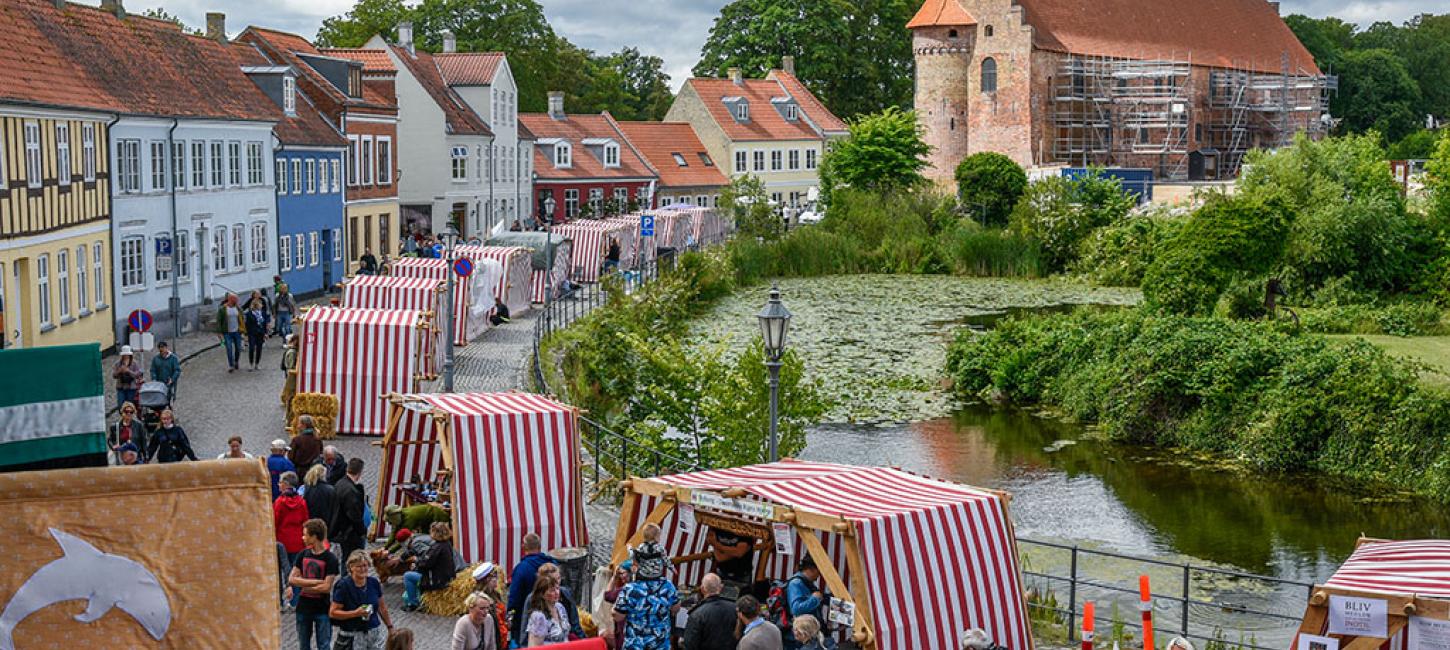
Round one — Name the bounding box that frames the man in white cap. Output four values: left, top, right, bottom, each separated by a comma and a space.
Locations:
111, 345, 143, 410
267, 438, 297, 501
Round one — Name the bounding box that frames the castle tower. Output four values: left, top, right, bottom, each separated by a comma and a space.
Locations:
909, 0, 978, 184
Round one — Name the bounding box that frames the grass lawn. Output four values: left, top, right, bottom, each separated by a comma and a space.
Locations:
1329, 334, 1450, 390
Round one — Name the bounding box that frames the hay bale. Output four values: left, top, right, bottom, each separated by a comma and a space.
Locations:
420, 562, 483, 617
289, 393, 340, 440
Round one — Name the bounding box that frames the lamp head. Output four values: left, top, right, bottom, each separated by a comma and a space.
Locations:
756, 286, 791, 360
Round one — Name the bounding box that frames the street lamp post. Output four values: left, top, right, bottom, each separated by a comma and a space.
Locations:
756, 285, 792, 462
441, 224, 460, 392
541, 194, 557, 331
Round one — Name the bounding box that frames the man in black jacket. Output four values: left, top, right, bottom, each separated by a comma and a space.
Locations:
331, 457, 368, 561
683, 573, 739, 650
321, 446, 347, 485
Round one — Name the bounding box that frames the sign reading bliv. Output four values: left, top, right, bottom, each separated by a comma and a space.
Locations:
640, 214, 655, 237
1328, 595, 1389, 638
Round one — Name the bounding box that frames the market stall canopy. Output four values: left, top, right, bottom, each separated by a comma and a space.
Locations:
1295, 538, 1450, 650
485, 232, 573, 270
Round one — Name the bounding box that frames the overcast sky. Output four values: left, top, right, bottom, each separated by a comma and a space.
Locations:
128, 0, 1436, 91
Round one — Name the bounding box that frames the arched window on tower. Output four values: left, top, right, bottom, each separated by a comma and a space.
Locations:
948, 29, 958, 39
981, 57, 998, 93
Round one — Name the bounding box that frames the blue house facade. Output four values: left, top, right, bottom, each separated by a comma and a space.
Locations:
275, 148, 346, 296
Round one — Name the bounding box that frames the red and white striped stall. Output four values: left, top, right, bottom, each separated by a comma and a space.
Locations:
375, 392, 588, 569
554, 220, 636, 283
612, 460, 1032, 650
388, 257, 502, 346
296, 307, 434, 436
649, 210, 691, 252
1295, 538, 1450, 650
455, 245, 532, 316
604, 216, 652, 267
341, 276, 444, 376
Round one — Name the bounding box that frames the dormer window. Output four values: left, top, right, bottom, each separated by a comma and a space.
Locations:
736, 103, 749, 121
554, 142, 572, 168
604, 143, 620, 168
785, 104, 798, 121
349, 69, 363, 99
283, 76, 297, 115
672, 153, 688, 167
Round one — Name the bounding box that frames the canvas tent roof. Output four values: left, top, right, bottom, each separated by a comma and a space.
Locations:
486, 232, 573, 270
1324, 539, 1450, 599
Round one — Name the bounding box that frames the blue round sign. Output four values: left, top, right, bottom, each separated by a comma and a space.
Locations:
128, 309, 153, 333
453, 257, 474, 277
431, 243, 445, 258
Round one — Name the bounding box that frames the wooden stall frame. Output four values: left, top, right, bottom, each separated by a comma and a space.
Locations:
1295, 537, 1450, 650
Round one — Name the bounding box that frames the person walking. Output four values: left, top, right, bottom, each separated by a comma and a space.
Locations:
332, 458, 369, 562
146, 409, 197, 463
524, 575, 569, 646
289, 414, 324, 468
453, 591, 500, 650
217, 435, 255, 460
508, 533, 558, 646
595, 561, 632, 650
321, 446, 348, 485
301, 464, 337, 532
108, 402, 148, 465
274, 472, 311, 566
268, 439, 298, 501
281, 334, 300, 422
290, 519, 340, 650
612, 527, 679, 650
682, 573, 737, 650
217, 293, 244, 372
112, 346, 143, 409
402, 521, 456, 611
149, 340, 181, 404
331, 549, 394, 650
604, 237, 621, 272
244, 296, 269, 371
736, 597, 781, 650
274, 283, 298, 338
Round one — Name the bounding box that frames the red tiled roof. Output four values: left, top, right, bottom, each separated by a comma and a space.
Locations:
239, 28, 397, 115
906, 0, 977, 29
768, 70, 847, 134
386, 44, 492, 136
684, 77, 821, 142
230, 43, 346, 147
321, 48, 396, 73
435, 53, 505, 86
615, 122, 727, 189
0, 0, 280, 120
520, 112, 655, 182
1016, 0, 1319, 75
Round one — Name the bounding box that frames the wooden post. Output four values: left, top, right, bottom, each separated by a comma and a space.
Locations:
841, 531, 879, 650
610, 495, 676, 567
370, 400, 409, 539
799, 524, 873, 649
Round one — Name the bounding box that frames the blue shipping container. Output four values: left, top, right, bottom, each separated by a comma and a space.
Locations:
1063, 167, 1154, 204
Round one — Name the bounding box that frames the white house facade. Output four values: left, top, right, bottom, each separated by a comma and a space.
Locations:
436, 48, 533, 231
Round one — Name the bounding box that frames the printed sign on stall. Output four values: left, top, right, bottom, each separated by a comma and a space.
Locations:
690, 491, 773, 519
1298, 634, 1339, 650
828, 598, 855, 627
1410, 616, 1450, 650
772, 522, 793, 555
677, 505, 696, 534
1327, 595, 1389, 638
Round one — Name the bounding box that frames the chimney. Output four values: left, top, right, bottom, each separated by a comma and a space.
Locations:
1267, 0, 1280, 13
398, 21, 415, 55
728, 67, 743, 86
442, 30, 456, 53
99, 0, 123, 18
782, 56, 795, 76
547, 91, 566, 120
52, 0, 65, 9
206, 12, 225, 42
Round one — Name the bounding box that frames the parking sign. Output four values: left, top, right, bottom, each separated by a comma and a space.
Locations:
640, 214, 655, 237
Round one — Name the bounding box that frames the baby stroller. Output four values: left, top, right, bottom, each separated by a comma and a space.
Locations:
138, 381, 171, 433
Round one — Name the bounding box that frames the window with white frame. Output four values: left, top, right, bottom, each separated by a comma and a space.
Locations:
213, 229, 226, 272
24, 122, 42, 188
150, 140, 166, 191
56, 249, 70, 320
771, 150, 783, 171
292, 159, 302, 195
171, 141, 186, 190
309, 231, 319, 266
753, 150, 765, 172
306, 159, 316, 194
332, 228, 342, 261
175, 234, 189, 279
92, 242, 104, 306
116, 139, 141, 193
36, 254, 51, 326
785, 104, 799, 121
82, 123, 96, 182
275, 159, 286, 194
564, 189, 579, 218
491, 145, 500, 182
228, 141, 241, 186
231, 224, 244, 269
295, 233, 305, 269
56, 124, 71, 187
76, 245, 89, 310
319, 159, 329, 194
346, 135, 359, 186
735, 150, 747, 174
360, 137, 373, 185
603, 143, 620, 168
377, 137, 392, 184
154, 234, 172, 284
451, 146, 468, 180
247, 142, 263, 185
283, 76, 297, 115
251, 222, 267, 266
120, 236, 145, 290
788, 149, 801, 171
697, 194, 708, 207
210, 141, 223, 187
588, 188, 603, 213
553, 143, 571, 168
735, 102, 749, 121
192, 141, 205, 187
331, 160, 341, 192
279, 235, 292, 271
805, 148, 818, 170
614, 188, 628, 204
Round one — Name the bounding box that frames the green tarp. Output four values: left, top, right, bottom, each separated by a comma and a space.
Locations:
485, 232, 572, 270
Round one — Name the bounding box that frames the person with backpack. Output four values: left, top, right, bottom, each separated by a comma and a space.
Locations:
612, 524, 678, 650
781, 557, 829, 650
146, 409, 197, 463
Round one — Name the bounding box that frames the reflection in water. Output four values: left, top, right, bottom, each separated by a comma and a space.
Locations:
804, 405, 1450, 584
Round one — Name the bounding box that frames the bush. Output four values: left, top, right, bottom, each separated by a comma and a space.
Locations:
1142, 192, 1290, 315
1075, 207, 1183, 286
955, 152, 1027, 227
940, 221, 1043, 278
1009, 172, 1135, 273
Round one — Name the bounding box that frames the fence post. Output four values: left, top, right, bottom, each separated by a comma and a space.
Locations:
1068, 545, 1079, 642
1181, 563, 1191, 638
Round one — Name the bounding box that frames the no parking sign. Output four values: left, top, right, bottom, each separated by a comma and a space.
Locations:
453, 257, 474, 277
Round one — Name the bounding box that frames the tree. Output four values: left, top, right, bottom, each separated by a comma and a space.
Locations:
954, 152, 1027, 227
1285, 14, 1357, 72
315, 0, 409, 48
691, 0, 915, 118
140, 7, 202, 35
1333, 49, 1423, 142
818, 106, 929, 204
720, 175, 781, 240
1426, 131, 1450, 220
1009, 172, 1135, 272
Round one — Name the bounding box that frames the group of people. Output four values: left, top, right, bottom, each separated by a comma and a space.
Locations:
216, 278, 298, 372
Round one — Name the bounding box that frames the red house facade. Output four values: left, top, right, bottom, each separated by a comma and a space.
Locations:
521, 93, 657, 224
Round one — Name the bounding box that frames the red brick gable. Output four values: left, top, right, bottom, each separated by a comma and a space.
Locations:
907, 0, 978, 29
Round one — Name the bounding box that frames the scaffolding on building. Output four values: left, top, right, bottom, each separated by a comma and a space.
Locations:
1206, 54, 1336, 177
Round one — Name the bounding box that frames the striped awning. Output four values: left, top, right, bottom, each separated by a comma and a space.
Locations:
1325, 539, 1450, 599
